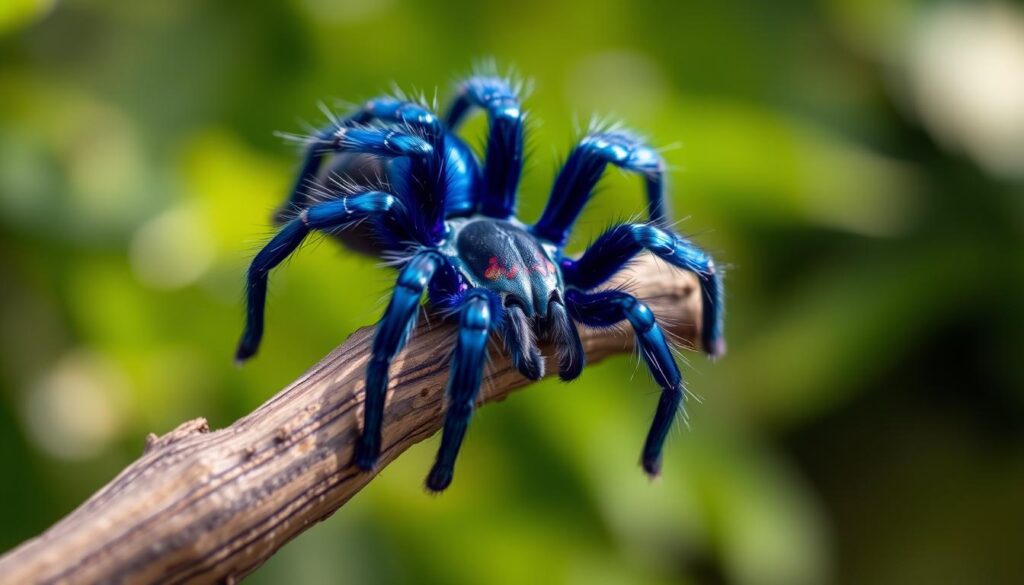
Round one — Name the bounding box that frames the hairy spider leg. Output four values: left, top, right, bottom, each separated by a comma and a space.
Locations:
281, 98, 443, 215
282, 125, 432, 217
561, 223, 725, 357
567, 290, 684, 477
277, 99, 455, 246
444, 76, 524, 218
349, 101, 451, 244
354, 251, 445, 470
235, 192, 402, 363
546, 298, 585, 381
533, 131, 668, 246
335, 97, 479, 222
348, 97, 444, 130
502, 303, 544, 380
426, 290, 495, 492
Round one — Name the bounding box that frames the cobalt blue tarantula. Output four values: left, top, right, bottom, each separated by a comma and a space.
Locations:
235, 75, 725, 492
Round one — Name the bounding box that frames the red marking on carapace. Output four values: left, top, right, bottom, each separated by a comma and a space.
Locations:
528, 254, 555, 276
485, 255, 548, 281
484, 256, 503, 280
484, 256, 520, 280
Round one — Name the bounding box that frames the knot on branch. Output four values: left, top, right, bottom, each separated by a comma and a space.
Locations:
144, 417, 210, 454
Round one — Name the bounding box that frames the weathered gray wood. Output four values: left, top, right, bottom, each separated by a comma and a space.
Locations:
0, 255, 703, 584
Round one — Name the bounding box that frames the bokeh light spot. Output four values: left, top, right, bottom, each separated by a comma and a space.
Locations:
566, 51, 670, 126
906, 3, 1024, 178
23, 350, 131, 461
130, 204, 214, 290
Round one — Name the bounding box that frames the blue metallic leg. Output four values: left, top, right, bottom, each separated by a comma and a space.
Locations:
567, 289, 684, 476
283, 124, 446, 244
426, 290, 495, 492
281, 125, 432, 213
533, 131, 668, 246
444, 76, 524, 218
561, 223, 725, 358
235, 192, 400, 363
339, 97, 451, 244
279, 124, 335, 221
354, 251, 445, 470
279, 98, 442, 219
348, 97, 443, 132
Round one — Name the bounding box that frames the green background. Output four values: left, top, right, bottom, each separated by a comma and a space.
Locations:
2, 1, 1023, 583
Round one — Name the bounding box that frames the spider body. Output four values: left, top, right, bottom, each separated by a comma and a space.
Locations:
236, 74, 725, 492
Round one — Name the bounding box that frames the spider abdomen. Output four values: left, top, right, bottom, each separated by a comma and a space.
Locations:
446, 217, 562, 318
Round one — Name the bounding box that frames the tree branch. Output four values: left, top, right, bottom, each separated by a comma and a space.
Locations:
0, 255, 703, 584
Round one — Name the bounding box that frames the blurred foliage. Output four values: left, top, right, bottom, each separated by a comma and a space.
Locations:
1, 1, 1023, 584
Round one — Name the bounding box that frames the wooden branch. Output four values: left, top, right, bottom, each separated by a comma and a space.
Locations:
0, 255, 702, 584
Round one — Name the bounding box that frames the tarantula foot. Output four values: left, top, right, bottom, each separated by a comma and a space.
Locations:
641, 455, 662, 478
234, 341, 257, 365
353, 436, 381, 471
425, 464, 454, 493
706, 337, 727, 360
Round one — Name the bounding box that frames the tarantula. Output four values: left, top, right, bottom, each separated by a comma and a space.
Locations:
235, 74, 725, 492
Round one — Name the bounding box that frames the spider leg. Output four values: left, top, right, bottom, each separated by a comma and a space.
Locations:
235, 192, 401, 363
348, 97, 443, 131
566, 289, 683, 477
338, 96, 473, 235
426, 289, 495, 492
444, 76, 524, 218
280, 126, 432, 215
281, 98, 444, 217
354, 251, 446, 470
279, 100, 451, 244
532, 130, 668, 246
561, 223, 725, 358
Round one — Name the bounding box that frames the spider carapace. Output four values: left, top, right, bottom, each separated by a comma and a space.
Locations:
236, 73, 725, 492
449, 217, 562, 314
